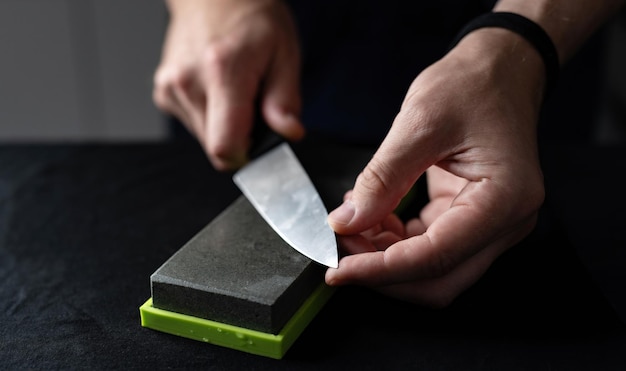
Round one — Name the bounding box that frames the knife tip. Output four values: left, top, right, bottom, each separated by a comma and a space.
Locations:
320, 256, 338, 269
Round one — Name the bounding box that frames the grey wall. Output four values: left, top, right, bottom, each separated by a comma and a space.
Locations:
0, 0, 167, 141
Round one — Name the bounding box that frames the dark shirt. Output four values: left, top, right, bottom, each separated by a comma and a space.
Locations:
287, 0, 604, 145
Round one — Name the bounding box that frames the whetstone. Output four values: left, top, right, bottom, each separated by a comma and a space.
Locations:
150, 195, 325, 334
143, 139, 375, 357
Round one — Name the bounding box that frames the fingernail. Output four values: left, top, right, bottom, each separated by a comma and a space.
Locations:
328, 200, 355, 227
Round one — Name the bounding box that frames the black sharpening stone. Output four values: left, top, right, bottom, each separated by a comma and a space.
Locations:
150, 195, 325, 334
148, 138, 375, 341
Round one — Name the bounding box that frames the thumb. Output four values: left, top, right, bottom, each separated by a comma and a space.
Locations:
328, 126, 432, 235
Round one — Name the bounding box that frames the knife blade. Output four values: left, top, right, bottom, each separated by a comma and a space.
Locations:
233, 134, 338, 268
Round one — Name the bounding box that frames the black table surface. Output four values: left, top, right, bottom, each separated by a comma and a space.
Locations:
1, 138, 625, 370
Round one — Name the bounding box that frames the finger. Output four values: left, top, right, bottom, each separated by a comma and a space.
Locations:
260, 14, 305, 141
261, 63, 305, 141
153, 67, 198, 137
420, 166, 468, 226
342, 190, 353, 201
360, 213, 404, 239
327, 109, 440, 235
381, 214, 405, 237
405, 218, 427, 237
326, 196, 537, 287
154, 87, 194, 136
337, 234, 377, 255
361, 224, 383, 239
171, 83, 206, 140
204, 45, 257, 170
368, 231, 403, 251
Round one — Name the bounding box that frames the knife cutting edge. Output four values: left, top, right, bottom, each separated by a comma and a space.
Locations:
232, 128, 339, 268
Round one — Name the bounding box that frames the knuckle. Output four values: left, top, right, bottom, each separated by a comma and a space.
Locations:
152, 66, 194, 111
154, 65, 191, 91
201, 42, 236, 76
357, 158, 398, 199
399, 102, 441, 136
152, 86, 169, 111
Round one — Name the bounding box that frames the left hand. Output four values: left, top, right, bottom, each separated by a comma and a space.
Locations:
325, 28, 547, 307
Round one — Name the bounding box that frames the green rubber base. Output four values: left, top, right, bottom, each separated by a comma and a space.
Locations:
140, 283, 335, 359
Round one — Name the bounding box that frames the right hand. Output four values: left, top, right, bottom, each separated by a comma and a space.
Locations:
326, 28, 547, 307
153, 0, 304, 170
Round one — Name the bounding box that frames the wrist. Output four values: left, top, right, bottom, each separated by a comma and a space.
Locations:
449, 27, 546, 106
449, 12, 559, 98
493, 0, 626, 63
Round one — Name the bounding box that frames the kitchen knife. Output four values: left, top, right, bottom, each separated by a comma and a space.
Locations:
232, 128, 339, 268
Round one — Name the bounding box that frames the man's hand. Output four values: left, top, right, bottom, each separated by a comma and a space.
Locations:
153, 0, 304, 170
326, 28, 547, 307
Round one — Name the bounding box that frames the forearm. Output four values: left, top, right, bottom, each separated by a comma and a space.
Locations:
493, 0, 625, 63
